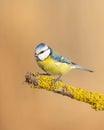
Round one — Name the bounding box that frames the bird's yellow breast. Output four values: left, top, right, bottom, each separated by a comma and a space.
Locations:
37, 56, 73, 75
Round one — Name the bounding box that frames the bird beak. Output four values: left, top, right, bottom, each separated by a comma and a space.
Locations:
35, 53, 38, 59
35, 53, 38, 56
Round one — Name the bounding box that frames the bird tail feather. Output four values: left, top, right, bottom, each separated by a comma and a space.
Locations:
73, 65, 93, 72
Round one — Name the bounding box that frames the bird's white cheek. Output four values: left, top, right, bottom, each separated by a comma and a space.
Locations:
38, 49, 50, 60
38, 54, 46, 60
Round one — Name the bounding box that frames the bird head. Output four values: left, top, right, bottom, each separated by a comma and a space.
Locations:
35, 43, 52, 61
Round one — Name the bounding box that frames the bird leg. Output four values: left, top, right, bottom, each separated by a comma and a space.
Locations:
54, 74, 62, 83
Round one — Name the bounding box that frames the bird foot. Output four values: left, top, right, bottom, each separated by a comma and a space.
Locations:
36, 72, 51, 76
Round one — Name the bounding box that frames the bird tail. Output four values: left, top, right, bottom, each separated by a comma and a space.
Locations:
73, 65, 94, 72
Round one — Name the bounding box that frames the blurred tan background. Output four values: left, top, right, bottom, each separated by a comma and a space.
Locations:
1, 0, 104, 130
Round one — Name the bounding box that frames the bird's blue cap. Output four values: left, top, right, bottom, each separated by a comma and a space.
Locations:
36, 43, 47, 50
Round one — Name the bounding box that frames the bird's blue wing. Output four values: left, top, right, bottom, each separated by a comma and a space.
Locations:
51, 50, 75, 65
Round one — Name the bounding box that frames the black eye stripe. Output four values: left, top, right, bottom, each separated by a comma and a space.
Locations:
38, 48, 49, 54
39, 51, 44, 54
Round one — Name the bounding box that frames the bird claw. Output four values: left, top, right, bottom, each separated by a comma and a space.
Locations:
36, 72, 51, 76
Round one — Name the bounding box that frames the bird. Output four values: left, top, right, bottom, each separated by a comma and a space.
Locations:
35, 43, 93, 81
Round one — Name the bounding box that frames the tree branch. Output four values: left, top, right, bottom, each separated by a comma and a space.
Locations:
25, 72, 104, 111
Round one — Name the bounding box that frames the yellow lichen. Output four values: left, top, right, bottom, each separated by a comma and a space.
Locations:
26, 72, 104, 111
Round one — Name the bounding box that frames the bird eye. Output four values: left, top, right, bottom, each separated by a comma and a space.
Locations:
40, 51, 44, 54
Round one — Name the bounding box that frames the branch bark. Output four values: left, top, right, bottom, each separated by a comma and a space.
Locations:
25, 72, 104, 111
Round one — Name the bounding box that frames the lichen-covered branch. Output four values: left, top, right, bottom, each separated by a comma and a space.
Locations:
25, 72, 104, 111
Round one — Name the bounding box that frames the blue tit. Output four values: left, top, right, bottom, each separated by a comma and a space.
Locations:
35, 43, 93, 80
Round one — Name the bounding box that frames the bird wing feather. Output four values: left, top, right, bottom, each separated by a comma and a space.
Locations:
51, 50, 76, 65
